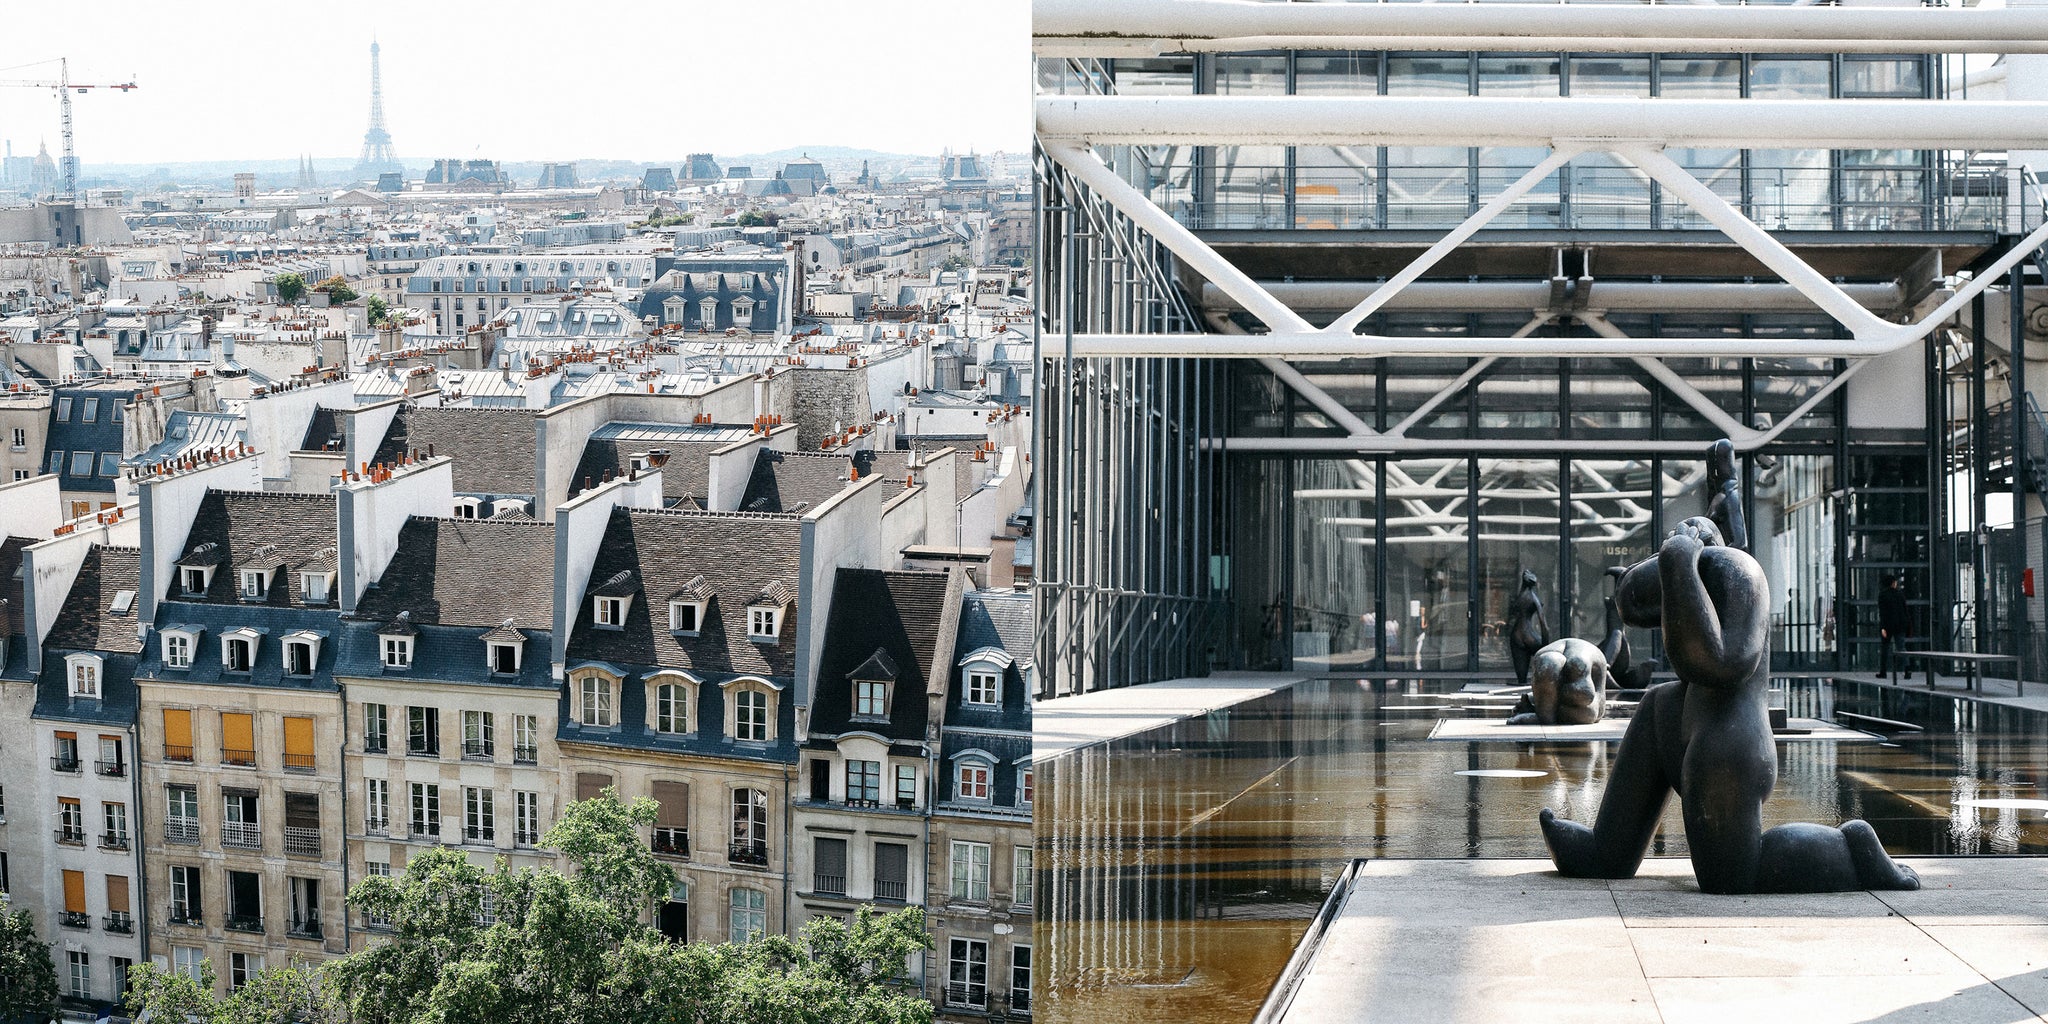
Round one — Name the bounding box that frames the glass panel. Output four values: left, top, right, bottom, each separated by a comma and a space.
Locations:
1385, 457, 1472, 672
1841, 58, 1924, 98
1568, 459, 1657, 660
1108, 57, 1194, 96
1752, 454, 1837, 669
1568, 56, 1650, 98
1295, 53, 1382, 228
1291, 459, 1379, 671
1476, 359, 1560, 434
1474, 459, 1563, 672
1659, 57, 1744, 229
1387, 55, 1470, 228
1477, 56, 1561, 229
1565, 359, 1654, 434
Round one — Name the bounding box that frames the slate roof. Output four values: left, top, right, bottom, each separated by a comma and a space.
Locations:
738, 449, 897, 513
0, 535, 33, 639
372, 406, 537, 496
569, 435, 720, 507
351, 516, 556, 628
807, 568, 962, 744
46, 544, 144, 654
299, 406, 347, 451
172, 491, 338, 607
48, 386, 139, 494
945, 588, 1033, 736
134, 601, 341, 693
565, 507, 801, 678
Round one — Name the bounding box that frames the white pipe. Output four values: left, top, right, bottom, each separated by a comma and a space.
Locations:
1033, 0, 2048, 56
1036, 96, 2048, 150
1261, 355, 1376, 436
1199, 281, 1906, 315
1388, 355, 1501, 437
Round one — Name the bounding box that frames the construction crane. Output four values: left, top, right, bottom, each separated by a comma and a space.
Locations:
0, 58, 138, 202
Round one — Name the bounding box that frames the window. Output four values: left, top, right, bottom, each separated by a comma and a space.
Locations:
513, 714, 538, 763
222, 789, 259, 848
814, 836, 847, 895
163, 632, 192, 668
229, 951, 262, 990
1012, 946, 1033, 1014
1014, 846, 1034, 907
463, 710, 495, 758
240, 569, 268, 599
669, 601, 702, 634
895, 765, 918, 807
97, 734, 123, 776
68, 951, 90, 999
382, 635, 412, 668
71, 451, 92, 477
102, 801, 128, 847
410, 783, 441, 836
951, 841, 991, 903
1020, 768, 1034, 808
283, 716, 315, 770
846, 759, 880, 804
172, 945, 204, 982
875, 842, 909, 901
652, 780, 689, 856
948, 938, 988, 1009
222, 711, 254, 765
855, 679, 887, 718
223, 634, 254, 673
301, 572, 331, 603
226, 870, 261, 932
407, 706, 439, 755
729, 888, 766, 943
169, 865, 203, 924
166, 785, 198, 843
98, 452, 119, 477
10, 427, 22, 449
660, 880, 688, 941
515, 791, 541, 845
733, 688, 768, 742
181, 566, 208, 595
366, 778, 390, 833
364, 861, 392, 927
58, 797, 84, 842
290, 877, 322, 938
364, 703, 389, 752
69, 655, 99, 697
579, 676, 613, 727
730, 788, 767, 866
56, 396, 71, 420
112, 956, 132, 999
80, 398, 97, 423
747, 606, 779, 640
966, 671, 1000, 706
285, 640, 313, 675
655, 683, 687, 734
11, 470, 26, 481
464, 787, 495, 843
489, 641, 519, 674
957, 761, 991, 801
593, 596, 625, 627
54, 731, 80, 772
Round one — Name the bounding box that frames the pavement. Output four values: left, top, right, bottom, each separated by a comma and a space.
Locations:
1273, 857, 2048, 1024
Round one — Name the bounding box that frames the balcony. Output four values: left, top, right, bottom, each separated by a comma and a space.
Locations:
94, 759, 125, 778
100, 831, 129, 851
462, 740, 494, 760
728, 840, 769, 868
283, 752, 316, 771
284, 826, 321, 857
54, 827, 85, 846
814, 873, 846, 896
364, 739, 387, 755
288, 918, 323, 940
225, 913, 264, 934
163, 744, 194, 763
514, 830, 540, 847
874, 878, 908, 902
366, 817, 389, 836
103, 912, 133, 934
221, 821, 262, 849
51, 755, 80, 774
165, 818, 199, 844
412, 819, 440, 838
58, 910, 90, 930
167, 909, 202, 927
945, 985, 988, 1010
222, 747, 256, 767
513, 745, 538, 764
652, 828, 689, 859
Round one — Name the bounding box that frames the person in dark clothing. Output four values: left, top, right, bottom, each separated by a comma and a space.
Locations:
1878, 575, 1911, 678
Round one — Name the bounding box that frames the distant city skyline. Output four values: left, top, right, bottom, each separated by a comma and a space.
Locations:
0, 0, 1028, 170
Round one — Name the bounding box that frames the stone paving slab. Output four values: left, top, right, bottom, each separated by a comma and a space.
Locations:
1270, 858, 2048, 1024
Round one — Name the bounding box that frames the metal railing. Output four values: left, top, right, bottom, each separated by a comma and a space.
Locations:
50, 755, 80, 773
94, 759, 125, 777
728, 840, 769, 867
54, 827, 85, 845
874, 878, 908, 902
165, 818, 199, 844
288, 917, 323, 940
366, 815, 389, 835
652, 828, 689, 858
100, 831, 128, 850
59, 911, 89, 929
163, 744, 193, 763
221, 821, 261, 849
284, 826, 321, 856
225, 913, 263, 933
222, 747, 256, 767
814, 873, 846, 896
945, 985, 987, 1010
283, 752, 316, 771
512, 744, 538, 764
103, 912, 133, 934
167, 908, 202, 927
463, 740, 495, 759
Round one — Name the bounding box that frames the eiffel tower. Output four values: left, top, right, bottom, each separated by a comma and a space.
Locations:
354, 39, 401, 178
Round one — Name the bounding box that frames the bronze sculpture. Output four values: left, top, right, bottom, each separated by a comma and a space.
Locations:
1507, 569, 1550, 689
1538, 440, 1919, 894
1505, 637, 1608, 726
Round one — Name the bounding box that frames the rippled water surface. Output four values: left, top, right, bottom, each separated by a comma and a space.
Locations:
1039, 677, 2048, 1024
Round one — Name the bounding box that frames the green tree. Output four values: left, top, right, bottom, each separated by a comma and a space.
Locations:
0, 898, 58, 1021
127, 960, 333, 1024
274, 272, 305, 304
366, 294, 389, 325
317, 275, 359, 304
737, 210, 768, 227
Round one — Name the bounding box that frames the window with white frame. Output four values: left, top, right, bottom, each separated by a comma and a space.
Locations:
364, 703, 389, 753
301, 572, 332, 604
366, 778, 389, 833
965, 670, 1000, 706
172, 945, 204, 983
1012, 946, 1033, 1014
895, 764, 918, 807
1014, 846, 1034, 907
410, 783, 441, 836
69, 950, 90, 998
67, 655, 100, 697
229, 951, 262, 991
1020, 767, 1033, 808
284, 638, 316, 676
950, 840, 991, 902
948, 938, 988, 1008
668, 600, 704, 634
239, 569, 269, 599
746, 606, 780, 641
655, 683, 687, 734
222, 632, 255, 672
729, 887, 766, 943
578, 675, 614, 727
515, 790, 541, 845
382, 634, 412, 669
846, 759, 881, 803
732, 687, 769, 742
488, 640, 520, 674
162, 631, 193, 668
593, 596, 626, 628
180, 566, 211, 595
464, 787, 495, 843
957, 760, 991, 801
363, 861, 392, 927
854, 679, 887, 718
463, 711, 495, 758
513, 715, 539, 763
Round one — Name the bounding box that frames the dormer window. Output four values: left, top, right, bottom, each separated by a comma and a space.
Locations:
746, 582, 793, 644
669, 575, 711, 635
301, 571, 333, 604
67, 654, 102, 697
966, 670, 999, 706
575, 670, 618, 728
452, 498, 481, 520
482, 623, 523, 675
379, 614, 417, 671
956, 758, 992, 801
161, 627, 199, 669
240, 569, 270, 600
182, 567, 210, 595
856, 680, 887, 717
595, 597, 626, 628
732, 297, 756, 322
588, 570, 636, 630
282, 631, 322, 677
222, 628, 262, 673
722, 677, 783, 744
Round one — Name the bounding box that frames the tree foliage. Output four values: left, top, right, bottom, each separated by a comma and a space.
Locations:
366, 294, 389, 326
273, 272, 305, 304
0, 898, 58, 1021
737, 211, 769, 227
126, 960, 331, 1024
316, 275, 359, 304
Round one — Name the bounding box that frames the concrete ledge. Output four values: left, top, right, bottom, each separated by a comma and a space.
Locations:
1032, 671, 1301, 761
1267, 858, 2048, 1024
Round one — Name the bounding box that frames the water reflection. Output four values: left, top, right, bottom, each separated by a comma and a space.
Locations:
1039, 676, 2048, 1024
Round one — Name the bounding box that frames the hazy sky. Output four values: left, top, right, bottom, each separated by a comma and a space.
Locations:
0, 0, 1030, 168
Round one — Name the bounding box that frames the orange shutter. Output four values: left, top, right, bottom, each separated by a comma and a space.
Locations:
62, 870, 85, 913
106, 875, 129, 914
221, 712, 253, 753
284, 717, 314, 763
55, 730, 76, 744
163, 709, 192, 749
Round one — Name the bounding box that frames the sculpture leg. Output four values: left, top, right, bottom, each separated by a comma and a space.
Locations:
1541, 696, 1672, 878
1752, 820, 1921, 893
1680, 769, 1767, 895
1511, 643, 1533, 688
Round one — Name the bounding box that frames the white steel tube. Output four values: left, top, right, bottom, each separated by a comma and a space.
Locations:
1036, 96, 2048, 151
1033, 0, 2048, 56
1200, 281, 1906, 314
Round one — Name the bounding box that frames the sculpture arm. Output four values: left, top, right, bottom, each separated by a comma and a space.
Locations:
1656, 532, 1767, 690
